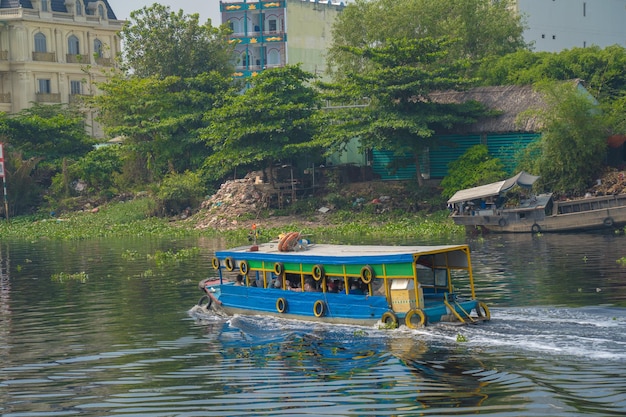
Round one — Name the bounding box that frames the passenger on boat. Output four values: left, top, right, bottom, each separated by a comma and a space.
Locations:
234, 274, 244, 286
273, 276, 283, 289
349, 279, 364, 295
327, 280, 338, 293
286, 274, 301, 291
304, 278, 318, 292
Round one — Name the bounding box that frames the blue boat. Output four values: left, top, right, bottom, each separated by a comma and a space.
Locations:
197, 235, 490, 328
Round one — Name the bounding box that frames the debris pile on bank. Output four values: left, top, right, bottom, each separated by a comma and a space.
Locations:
589, 169, 626, 196
195, 174, 265, 230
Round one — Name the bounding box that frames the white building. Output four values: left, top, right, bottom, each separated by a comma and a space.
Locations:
516, 0, 626, 52
0, 0, 124, 138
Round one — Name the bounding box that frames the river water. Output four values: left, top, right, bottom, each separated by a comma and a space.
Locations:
1, 232, 625, 416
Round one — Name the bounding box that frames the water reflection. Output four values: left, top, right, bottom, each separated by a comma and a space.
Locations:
468, 232, 626, 307
0, 234, 625, 416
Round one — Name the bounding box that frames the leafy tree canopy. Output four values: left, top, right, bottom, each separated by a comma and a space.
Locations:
90, 71, 235, 183
517, 82, 607, 196
477, 45, 626, 103
119, 4, 234, 79
202, 65, 322, 182
328, 0, 527, 77
0, 104, 93, 164
319, 37, 491, 186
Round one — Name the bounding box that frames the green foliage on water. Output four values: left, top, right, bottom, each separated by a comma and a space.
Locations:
0, 197, 202, 240
51, 271, 88, 282
1, 195, 463, 243
225, 209, 464, 246
148, 247, 200, 267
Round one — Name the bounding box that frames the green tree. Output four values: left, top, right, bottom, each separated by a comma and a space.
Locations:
477, 45, 626, 103
440, 145, 506, 198
328, 0, 526, 77
0, 104, 94, 164
119, 4, 234, 79
518, 82, 607, 196
90, 72, 235, 186
202, 65, 322, 183
319, 37, 490, 186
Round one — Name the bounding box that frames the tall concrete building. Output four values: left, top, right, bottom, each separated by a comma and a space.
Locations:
0, 0, 124, 137
220, 0, 344, 80
516, 0, 626, 52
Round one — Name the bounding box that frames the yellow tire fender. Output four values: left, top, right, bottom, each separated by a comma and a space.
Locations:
405, 309, 427, 329
381, 311, 398, 327
276, 297, 288, 313
224, 257, 235, 272
239, 260, 249, 276
313, 300, 326, 317
477, 302, 491, 320
312, 264, 325, 281
360, 265, 375, 284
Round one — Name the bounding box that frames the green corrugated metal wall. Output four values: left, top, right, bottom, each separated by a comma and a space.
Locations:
372, 133, 541, 180
429, 135, 482, 178
486, 133, 540, 172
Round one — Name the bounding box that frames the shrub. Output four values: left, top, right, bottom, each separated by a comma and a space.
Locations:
155, 171, 205, 216
440, 145, 507, 198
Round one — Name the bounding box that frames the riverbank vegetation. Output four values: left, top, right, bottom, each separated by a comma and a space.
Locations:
1, 1, 625, 235
0, 194, 464, 242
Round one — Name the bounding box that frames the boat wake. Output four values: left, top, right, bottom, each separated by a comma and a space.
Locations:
450, 306, 626, 361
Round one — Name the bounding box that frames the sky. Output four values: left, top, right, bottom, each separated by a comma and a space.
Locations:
107, 1, 221, 25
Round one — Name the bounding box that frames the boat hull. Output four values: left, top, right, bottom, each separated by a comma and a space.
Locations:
198, 242, 489, 328
452, 194, 626, 233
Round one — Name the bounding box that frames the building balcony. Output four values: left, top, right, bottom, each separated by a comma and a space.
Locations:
69, 93, 90, 104
33, 52, 56, 62
0, 51, 8, 60
66, 54, 85, 64
95, 57, 113, 66
36, 93, 61, 103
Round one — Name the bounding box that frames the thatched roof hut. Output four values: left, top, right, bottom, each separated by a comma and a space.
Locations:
430, 84, 547, 134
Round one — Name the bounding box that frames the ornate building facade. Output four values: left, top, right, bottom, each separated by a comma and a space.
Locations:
220, 0, 344, 80
0, 0, 124, 137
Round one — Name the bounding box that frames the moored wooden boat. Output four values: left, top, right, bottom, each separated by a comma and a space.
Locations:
448, 172, 626, 233
196, 237, 490, 328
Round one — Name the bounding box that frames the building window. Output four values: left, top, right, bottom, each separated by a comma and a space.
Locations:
70, 80, 82, 95
34, 33, 47, 53
38, 79, 51, 94
94, 39, 103, 58
41, 0, 48, 12
76, 1, 82, 15
583, 2, 586, 16
68, 35, 80, 55
98, 4, 105, 19
268, 49, 280, 65
268, 19, 277, 32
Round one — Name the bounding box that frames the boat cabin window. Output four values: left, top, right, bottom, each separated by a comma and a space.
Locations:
434, 269, 448, 287
416, 265, 448, 289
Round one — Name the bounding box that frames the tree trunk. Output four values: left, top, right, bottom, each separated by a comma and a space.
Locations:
414, 153, 424, 187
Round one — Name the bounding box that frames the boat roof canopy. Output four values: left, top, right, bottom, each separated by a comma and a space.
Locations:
447, 171, 539, 204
